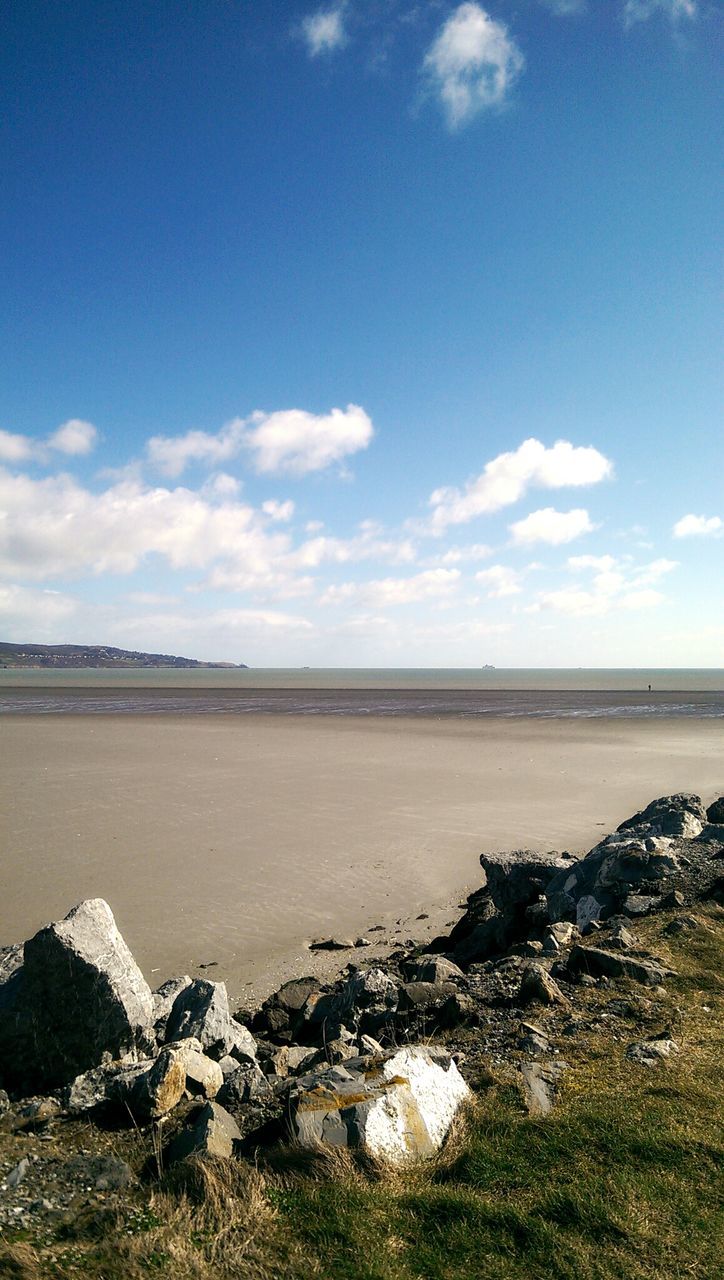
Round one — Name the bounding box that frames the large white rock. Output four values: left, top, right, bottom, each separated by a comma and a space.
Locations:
289, 1046, 471, 1165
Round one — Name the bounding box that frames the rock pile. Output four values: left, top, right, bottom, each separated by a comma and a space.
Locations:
0, 790, 721, 1189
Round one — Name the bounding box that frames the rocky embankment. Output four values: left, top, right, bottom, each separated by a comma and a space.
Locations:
0, 791, 722, 1231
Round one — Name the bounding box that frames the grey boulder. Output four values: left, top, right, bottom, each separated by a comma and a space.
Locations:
167, 1100, 241, 1163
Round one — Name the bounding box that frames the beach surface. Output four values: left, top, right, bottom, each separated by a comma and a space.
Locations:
2, 713, 722, 1004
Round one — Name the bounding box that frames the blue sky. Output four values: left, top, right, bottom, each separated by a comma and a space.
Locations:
0, 0, 721, 666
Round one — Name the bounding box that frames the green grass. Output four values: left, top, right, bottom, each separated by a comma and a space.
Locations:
1, 906, 722, 1280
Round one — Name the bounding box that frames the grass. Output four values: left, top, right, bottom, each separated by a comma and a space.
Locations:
1, 906, 722, 1279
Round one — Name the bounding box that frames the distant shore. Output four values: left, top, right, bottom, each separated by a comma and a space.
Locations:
2, 711, 722, 1005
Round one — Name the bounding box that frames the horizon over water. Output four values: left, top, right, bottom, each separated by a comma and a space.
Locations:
0, 667, 721, 718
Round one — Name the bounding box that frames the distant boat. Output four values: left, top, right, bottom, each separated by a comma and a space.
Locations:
482, 664, 495, 670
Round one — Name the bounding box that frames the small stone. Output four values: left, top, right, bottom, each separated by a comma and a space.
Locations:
6, 1157, 31, 1188
518, 963, 570, 1008
663, 915, 699, 936
309, 938, 355, 951
407, 956, 465, 984
167, 1101, 241, 1163
354, 937, 372, 948
520, 1061, 568, 1115
626, 1038, 679, 1067
520, 940, 544, 957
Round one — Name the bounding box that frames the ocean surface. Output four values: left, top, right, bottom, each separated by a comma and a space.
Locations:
0, 668, 721, 718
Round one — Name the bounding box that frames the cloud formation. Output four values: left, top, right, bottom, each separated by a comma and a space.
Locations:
532, 553, 677, 616
623, 0, 697, 27
147, 404, 373, 478
321, 567, 460, 608
673, 513, 722, 538
474, 564, 522, 596
427, 438, 611, 534
509, 507, 594, 546
302, 7, 347, 56
423, 3, 524, 128
0, 420, 97, 465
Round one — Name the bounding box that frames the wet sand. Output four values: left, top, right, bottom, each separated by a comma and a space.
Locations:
1, 714, 722, 1004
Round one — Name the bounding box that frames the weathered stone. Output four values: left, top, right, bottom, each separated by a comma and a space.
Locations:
445, 850, 573, 966
625, 1038, 679, 1066
406, 956, 465, 984
518, 963, 570, 1008
268, 1045, 317, 1079
217, 1062, 272, 1109
167, 1039, 223, 1098
521, 940, 544, 957
305, 967, 399, 1037
152, 975, 192, 1040
166, 1101, 241, 1163
124, 1047, 187, 1119
358, 1033, 384, 1056
617, 793, 705, 839
706, 796, 724, 825
622, 894, 662, 918
608, 919, 639, 950
400, 981, 457, 1010
568, 945, 674, 987
251, 977, 321, 1040
6, 1158, 31, 1189
663, 915, 699, 936
309, 937, 355, 951
1, 900, 153, 1092
165, 979, 255, 1062
67, 1154, 134, 1190
517, 1022, 551, 1055
520, 1061, 568, 1115
288, 1046, 471, 1165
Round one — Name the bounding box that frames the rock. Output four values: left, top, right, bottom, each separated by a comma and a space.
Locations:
520, 1061, 568, 1116
358, 1033, 384, 1056
608, 919, 639, 950
568, 945, 675, 987
354, 937, 372, 948
400, 981, 457, 1010
152, 975, 192, 1040
406, 956, 465, 984
251, 977, 322, 1040
622, 894, 662, 918
309, 938, 355, 951
217, 1062, 272, 1109
663, 915, 699, 936
444, 850, 572, 966
123, 1048, 187, 1120
518, 963, 570, 1008
167, 1039, 223, 1099
0, 1089, 9, 1115
617, 793, 706, 839
67, 1154, 134, 1190
17, 1097, 61, 1126
626, 1038, 679, 1066
521, 940, 544, 957
305, 1040, 359, 1070
305, 967, 399, 1038
706, 796, 724, 824
267, 1045, 317, 1079
517, 1022, 551, 1055
1, 900, 154, 1092
288, 1046, 471, 1165
6, 1158, 31, 1189
165, 979, 256, 1061
166, 1101, 241, 1163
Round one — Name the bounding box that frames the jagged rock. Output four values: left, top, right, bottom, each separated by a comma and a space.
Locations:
399, 981, 457, 1010
288, 1046, 471, 1164
6, 1158, 31, 1189
518, 963, 570, 1008
622, 894, 662, 917
546, 820, 693, 927
520, 1061, 568, 1115
267, 1045, 317, 1079
0, 1089, 10, 1115
166, 1039, 223, 1099
304, 1040, 359, 1071
0, 900, 154, 1092
70, 1155, 134, 1191
251, 976, 321, 1040
217, 1062, 272, 1109
165, 979, 256, 1062
152, 975, 192, 1040
608, 919, 639, 950
626, 1037, 679, 1066
358, 1033, 384, 1056
663, 915, 699, 936
304, 967, 399, 1038
521, 939, 544, 956
568, 945, 674, 987
443, 850, 572, 966
405, 956, 465, 984
166, 1101, 241, 1163
706, 796, 724, 824
618, 793, 706, 839
517, 1022, 551, 1054
67, 1046, 188, 1119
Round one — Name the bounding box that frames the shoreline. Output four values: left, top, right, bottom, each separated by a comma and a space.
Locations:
1, 712, 722, 1005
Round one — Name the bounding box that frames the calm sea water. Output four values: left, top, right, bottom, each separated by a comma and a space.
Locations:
0, 669, 721, 718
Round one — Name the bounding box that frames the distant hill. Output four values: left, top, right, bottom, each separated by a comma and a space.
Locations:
0, 643, 247, 669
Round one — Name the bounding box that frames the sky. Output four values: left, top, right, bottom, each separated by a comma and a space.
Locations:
0, 0, 722, 667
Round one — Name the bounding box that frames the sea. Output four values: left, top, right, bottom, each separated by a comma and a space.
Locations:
0, 668, 722, 718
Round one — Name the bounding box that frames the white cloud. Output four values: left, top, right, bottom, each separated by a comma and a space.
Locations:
0, 582, 79, 638
291, 521, 416, 570
567, 554, 617, 573
474, 564, 522, 597
509, 507, 594, 546
427, 543, 492, 565
535, 552, 676, 617
147, 404, 373, 479
673, 513, 723, 538
423, 3, 524, 128
302, 7, 347, 56
624, 0, 697, 27
321, 567, 460, 608
0, 419, 98, 465
47, 419, 98, 456
426, 438, 612, 534
262, 499, 295, 522
244, 405, 373, 476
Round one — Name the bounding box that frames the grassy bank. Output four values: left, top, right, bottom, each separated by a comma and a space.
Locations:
1, 906, 722, 1280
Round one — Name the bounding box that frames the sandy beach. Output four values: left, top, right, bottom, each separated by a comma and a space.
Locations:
1, 713, 722, 1004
